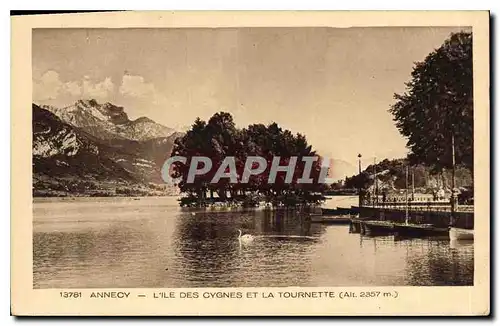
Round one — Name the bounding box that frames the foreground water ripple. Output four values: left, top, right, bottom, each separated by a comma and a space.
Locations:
33, 196, 474, 288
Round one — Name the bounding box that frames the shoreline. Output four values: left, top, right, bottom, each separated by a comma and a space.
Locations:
32, 195, 358, 207
32, 195, 180, 203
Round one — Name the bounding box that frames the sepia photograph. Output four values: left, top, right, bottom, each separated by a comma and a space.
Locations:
11, 11, 490, 316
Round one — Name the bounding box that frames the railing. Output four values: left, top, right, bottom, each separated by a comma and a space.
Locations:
363, 202, 474, 213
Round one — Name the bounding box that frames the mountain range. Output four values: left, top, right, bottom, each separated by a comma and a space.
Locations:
32, 99, 366, 197
40, 99, 175, 141
32, 99, 182, 197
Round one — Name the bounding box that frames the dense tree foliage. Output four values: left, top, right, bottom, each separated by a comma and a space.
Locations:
170, 112, 328, 206
389, 32, 473, 172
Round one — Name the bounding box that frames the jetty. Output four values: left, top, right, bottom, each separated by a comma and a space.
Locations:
345, 202, 474, 238
355, 205, 474, 229
318, 158, 474, 240
340, 126, 474, 240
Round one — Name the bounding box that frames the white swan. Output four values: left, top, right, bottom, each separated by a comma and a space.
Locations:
238, 229, 254, 243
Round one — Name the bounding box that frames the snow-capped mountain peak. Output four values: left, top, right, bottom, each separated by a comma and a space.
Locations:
41, 99, 175, 141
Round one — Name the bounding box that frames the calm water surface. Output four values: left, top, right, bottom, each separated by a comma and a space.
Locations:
33, 196, 474, 288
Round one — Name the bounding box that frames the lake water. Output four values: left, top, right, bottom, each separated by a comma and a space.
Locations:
33, 196, 474, 288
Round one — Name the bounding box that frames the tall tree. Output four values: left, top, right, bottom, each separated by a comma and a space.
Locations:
170, 112, 327, 206
389, 32, 473, 172
171, 118, 210, 199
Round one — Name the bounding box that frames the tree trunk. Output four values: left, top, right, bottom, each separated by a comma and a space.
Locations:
217, 189, 226, 200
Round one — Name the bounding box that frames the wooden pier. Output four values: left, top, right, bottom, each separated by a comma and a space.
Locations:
352, 220, 452, 238
319, 199, 474, 239
392, 223, 449, 238
356, 205, 474, 229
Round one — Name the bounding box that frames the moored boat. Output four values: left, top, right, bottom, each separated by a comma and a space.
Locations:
449, 227, 474, 241
360, 220, 394, 236
393, 223, 448, 237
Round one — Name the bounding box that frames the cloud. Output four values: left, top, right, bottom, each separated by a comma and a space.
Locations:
33, 70, 65, 101
119, 75, 155, 97
33, 70, 114, 102
119, 75, 162, 104
64, 81, 82, 96
83, 76, 114, 99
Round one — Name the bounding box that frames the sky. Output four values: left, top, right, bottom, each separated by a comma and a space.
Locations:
32, 26, 470, 166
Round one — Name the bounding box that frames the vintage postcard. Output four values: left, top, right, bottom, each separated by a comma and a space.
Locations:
11, 11, 490, 316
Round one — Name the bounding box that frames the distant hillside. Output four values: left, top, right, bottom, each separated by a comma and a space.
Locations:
340, 158, 473, 194
32, 102, 182, 197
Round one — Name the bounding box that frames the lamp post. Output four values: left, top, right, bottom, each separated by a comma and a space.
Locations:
358, 154, 362, 207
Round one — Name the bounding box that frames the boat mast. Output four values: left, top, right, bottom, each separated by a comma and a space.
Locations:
374, 157, 378, 207
450, 133, 456, 226
357, 154, 362, 207
405, 165, 409, 225
411, 168, 415, 201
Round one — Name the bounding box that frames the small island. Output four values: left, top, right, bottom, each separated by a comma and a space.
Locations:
168, 113, 329, 208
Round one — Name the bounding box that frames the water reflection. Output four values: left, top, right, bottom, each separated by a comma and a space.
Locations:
33, 197, 473, 288
171, 209, 323, 287
404, 238, 474, 286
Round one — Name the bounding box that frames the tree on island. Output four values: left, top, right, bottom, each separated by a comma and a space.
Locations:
389, 31, 473, 173
169, 112, 328, 207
